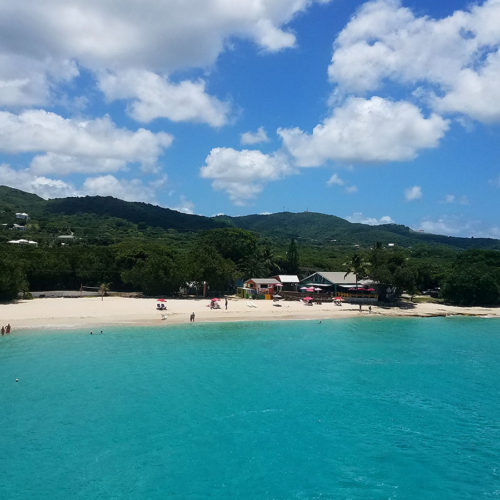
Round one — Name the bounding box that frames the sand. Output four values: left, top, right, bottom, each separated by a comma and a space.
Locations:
0, 296, 498, 331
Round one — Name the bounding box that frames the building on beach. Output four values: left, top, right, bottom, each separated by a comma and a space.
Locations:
271, 275, 299, 291
298, 271, 369, 295
239, 278, 282, 298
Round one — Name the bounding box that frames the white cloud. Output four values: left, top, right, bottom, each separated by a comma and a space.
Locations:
441, 193, 469, 205
169, 195, 195, 215
419, 216, 500, 238
200, 147, 293, 204
327, 173, 344, 186
0, 0, 329, 108
0, 110, 172, 174
240, 127, 270, 145
0, 164, 77, 199
433, 50, 500, 123
30, 153, 126, 176
405, 185, 422, 201
99, 70, 230, 126
327, 173, 357, 193
82, 175, 159, 203
327, 0, 500, 123
346, 212, 395, 225
0, 54, 78, 107
279, 96, 448, 166
419, 218, 458, 236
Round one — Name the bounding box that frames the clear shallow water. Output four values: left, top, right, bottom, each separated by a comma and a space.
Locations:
0, 318, 499, 499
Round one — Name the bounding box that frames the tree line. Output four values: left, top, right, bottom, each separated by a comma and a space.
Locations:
1, 227, 499, 306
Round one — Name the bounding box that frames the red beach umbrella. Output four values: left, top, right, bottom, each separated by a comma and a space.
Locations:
335, 297, 343, 301
157, 298, 166, 302
303, 296, 313, 301
211, 297, 220, 302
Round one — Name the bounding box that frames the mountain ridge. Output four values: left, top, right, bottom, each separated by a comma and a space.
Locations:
1, 185, 499, 250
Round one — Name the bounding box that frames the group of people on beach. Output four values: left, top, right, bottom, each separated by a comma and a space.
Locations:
1, 324, 11, 335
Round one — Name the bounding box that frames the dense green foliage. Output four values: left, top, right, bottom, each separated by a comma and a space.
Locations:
441, 250, 500, 306
1, 186, 499, 305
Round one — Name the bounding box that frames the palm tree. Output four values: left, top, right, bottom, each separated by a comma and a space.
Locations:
344, 253, 368, 289
99, 282, 111, 301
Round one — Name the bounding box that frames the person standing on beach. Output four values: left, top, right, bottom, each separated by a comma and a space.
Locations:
1, 326, 4, 336
6, 324, 10, 334
190, 312, 195, 322
225, 297, 228, 310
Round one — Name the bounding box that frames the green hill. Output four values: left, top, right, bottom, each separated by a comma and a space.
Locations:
45, 195, 225, 233
221, 212, 500, 250
1, 185, 499, 250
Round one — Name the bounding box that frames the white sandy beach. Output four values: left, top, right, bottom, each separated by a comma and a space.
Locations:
0, 296, 498, 331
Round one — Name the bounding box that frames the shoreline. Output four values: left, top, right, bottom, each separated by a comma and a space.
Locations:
0, 296, 498, 332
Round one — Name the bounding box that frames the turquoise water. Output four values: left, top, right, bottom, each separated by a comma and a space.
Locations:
0, 318, 499, 499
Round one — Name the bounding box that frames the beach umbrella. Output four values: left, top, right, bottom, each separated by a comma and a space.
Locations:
314, 287, 322, 291
306, 287, 315, 292
273, 294, 282, 299
335, 297, 343, 301
303, 296, 313, 301
300, 286, 308, 290
211, 297, 220, 302
157, 298, 166, 302
365, 287, 375, 292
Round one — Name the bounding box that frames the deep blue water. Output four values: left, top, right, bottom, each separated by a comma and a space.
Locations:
0, 318, 499, 499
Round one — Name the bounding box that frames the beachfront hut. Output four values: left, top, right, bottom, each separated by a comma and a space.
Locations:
243, 278, 281, 297
272, 275, 299, 291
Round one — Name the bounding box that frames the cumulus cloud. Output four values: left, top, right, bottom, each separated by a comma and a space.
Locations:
405, 185, 422, 201
0, 0, 329, 108
168, 195, 195, 215
30, 153, 126, 176
0, 164, 77, 199
200, 147, 293, 204
82, 175, 162, 202
0, 110, 172, 174
326, 173, 357, 193
99, 70, 230, 126
419, 216, 500, 238
327, 173, 344, 186
327, 0, 500, 123
279, 96, 448, 166
240, 127, 270, 145
346, 212, 395, 225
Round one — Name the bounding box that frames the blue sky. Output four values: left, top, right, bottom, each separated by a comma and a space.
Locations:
0, 0, 499, 238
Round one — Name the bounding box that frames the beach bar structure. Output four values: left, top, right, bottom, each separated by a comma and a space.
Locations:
271, 275, 299, 291
298, 271, 364, 295
239, 278, 282, 299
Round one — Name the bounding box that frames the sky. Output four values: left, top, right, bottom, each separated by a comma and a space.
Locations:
0, 0, 499, 238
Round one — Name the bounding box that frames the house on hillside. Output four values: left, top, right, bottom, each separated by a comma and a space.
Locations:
299, 271, 368, 294
15, 212, 29, 221
8, 239, 37, 246
272, 275, 299, 291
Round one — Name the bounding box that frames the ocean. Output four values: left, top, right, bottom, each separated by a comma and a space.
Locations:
0, 318, 498, 499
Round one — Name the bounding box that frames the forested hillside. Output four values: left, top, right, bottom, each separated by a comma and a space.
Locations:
1, 186, 499, 306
